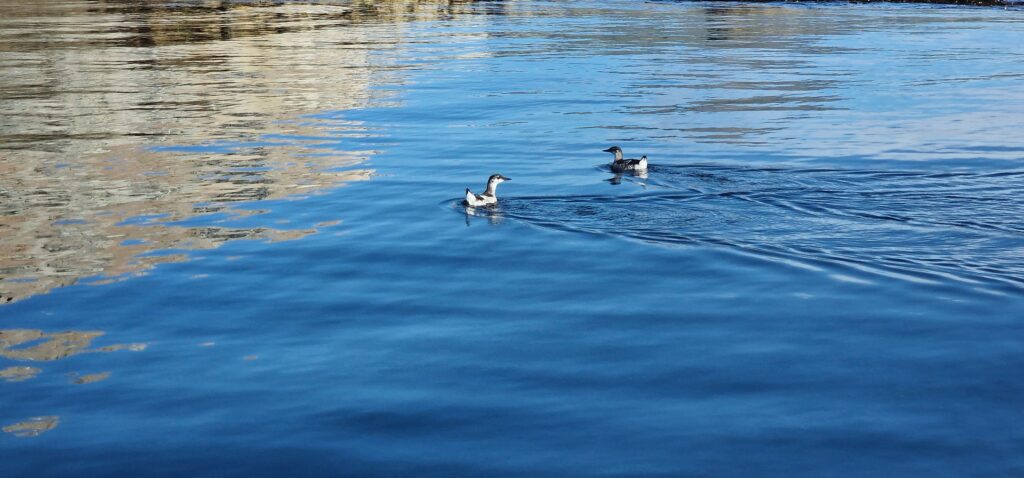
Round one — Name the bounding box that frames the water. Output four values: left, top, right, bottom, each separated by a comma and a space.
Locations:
2, 0, 1024, 475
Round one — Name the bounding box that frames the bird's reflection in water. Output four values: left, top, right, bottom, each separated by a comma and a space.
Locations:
463, 203, 506, 226
607, 170, 649, 186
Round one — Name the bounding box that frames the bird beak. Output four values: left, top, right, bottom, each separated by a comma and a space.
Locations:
502, 177, 511, 181
602, 147, 615, 153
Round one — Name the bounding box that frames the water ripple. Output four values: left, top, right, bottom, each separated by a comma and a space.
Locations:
485, 165, 1024, 293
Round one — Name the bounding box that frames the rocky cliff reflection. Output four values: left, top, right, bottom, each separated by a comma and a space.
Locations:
0, 0, 494, 304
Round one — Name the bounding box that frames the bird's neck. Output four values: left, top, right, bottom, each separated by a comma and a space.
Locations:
484, 182, 498, 195
613, 151, 623, 161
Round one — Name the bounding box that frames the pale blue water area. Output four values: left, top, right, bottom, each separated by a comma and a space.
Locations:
2, 0, 1024, 475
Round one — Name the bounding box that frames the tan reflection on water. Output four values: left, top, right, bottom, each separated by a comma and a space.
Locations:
0, 365, 41, 382
0, 328, 144, 436
0, 1, 490, 304
0, 0, 489, 440
2, 416, 60, 438
0, 329, 146, 361
69, 371, 112, 385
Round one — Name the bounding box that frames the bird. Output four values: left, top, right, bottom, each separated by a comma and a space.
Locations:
603, 146, 647, 173
464, 174, 510, 207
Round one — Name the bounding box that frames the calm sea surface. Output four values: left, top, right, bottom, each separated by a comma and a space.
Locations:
2, 0, 1023, 475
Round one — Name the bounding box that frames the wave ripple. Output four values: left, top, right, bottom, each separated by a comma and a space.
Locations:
499, 165, 1024, 293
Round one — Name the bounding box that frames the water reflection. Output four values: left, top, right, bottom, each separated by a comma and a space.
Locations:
0, 0, 1022, 473
2, 416, 59, 438
0, 328, 141, 435
0, 329, 145, 361
607, 170, 649, 185
0, 0, 511, 449
69, 371, 112, 385
0, 0, 502, 304
4, 1, 1021, 304
0, 366, 41, 382
0, 142, 371, 302
462, 202, 506, 226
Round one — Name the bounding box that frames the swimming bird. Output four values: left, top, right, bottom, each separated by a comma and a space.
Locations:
603, 146, 647, 173
464, 174, 510, 207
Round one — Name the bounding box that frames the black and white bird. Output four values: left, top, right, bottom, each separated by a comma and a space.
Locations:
464, 174, 510, 207
603, 146, 647, 173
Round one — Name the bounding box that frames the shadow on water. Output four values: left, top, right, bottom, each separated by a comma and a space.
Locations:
465, 164, 1024, 295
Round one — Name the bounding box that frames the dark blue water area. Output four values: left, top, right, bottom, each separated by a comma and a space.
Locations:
6, 174, 1022, 476
3, 1, 1024, 476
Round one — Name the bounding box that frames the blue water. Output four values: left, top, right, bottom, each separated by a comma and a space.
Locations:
2, 0, 1024, 476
